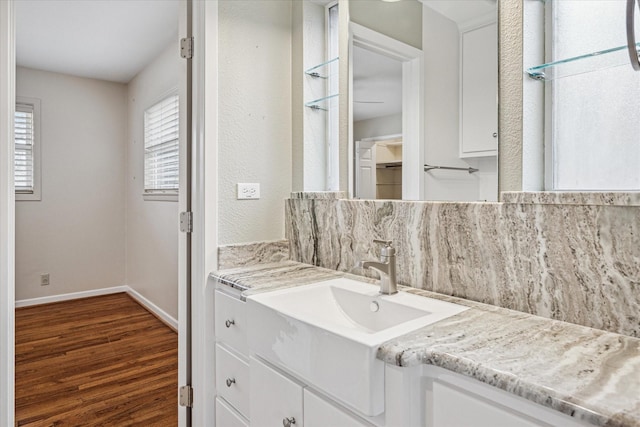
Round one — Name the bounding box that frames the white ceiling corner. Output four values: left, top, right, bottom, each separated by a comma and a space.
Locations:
353, 45, 403, 122
15, 0, 180, 83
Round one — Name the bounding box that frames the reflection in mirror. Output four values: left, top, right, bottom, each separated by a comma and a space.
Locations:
348, 0, 499, 202
296, 0, 340, 192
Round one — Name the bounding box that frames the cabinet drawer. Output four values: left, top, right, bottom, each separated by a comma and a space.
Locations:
215, 289, 248, 355
216, 397, 249, 427
216, 344, 250, 418
304, 389, 373, 427
250, 356, 304, 427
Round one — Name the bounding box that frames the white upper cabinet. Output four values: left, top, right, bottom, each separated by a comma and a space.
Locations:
459, 21, 498, 158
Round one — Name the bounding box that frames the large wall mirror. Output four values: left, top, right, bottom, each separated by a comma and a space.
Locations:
295, 0, 499, 201
347, 0, 498, 202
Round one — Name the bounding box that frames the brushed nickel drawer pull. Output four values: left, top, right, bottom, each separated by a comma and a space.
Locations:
283, 417, 296, 427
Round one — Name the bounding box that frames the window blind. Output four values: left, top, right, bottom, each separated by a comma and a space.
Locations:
144, 94, 179, 192
15, 103, 35, 193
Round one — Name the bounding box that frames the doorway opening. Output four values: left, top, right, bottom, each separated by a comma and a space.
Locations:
13, 1, 186, 423
349, 23, 423, 200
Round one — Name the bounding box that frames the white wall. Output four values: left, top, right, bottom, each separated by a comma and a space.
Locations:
349, 1, 422, 50
126, 42, 180, 320
218, 1, 293, 245
15, 67, 127, 300
422, 8, 479, 201
353, 113, 402, 142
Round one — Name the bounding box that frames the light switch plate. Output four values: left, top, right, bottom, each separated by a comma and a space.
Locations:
237, 183, 260, 200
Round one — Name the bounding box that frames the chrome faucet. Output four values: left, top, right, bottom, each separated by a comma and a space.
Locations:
358, 239, 398, 295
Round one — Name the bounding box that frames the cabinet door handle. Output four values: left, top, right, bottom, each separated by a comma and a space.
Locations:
282, 417, 296, 427
627, 0, 640, 70
225, 319, 235, 328
225, 378, 235, 387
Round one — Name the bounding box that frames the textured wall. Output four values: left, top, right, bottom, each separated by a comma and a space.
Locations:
218, 1, 293, 244
286, 196, 640, 337
498, 0, 523, 193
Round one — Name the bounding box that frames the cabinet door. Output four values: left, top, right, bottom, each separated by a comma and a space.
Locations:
304, 389, 372, 427
216, 397, 249, 427
250, 356, 303, 427
425, 374, 591, 427
355, 140, 376, 199
460, 22, 498, 158
429, 381, 550, 427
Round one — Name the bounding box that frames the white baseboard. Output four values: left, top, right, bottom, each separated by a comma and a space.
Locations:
15, 286, 128, 308
15, 285, 179, 331
125, 287, 178, 331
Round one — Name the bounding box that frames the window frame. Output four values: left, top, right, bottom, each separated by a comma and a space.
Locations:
142, 90, 179, 202
15, 97, 41, 201
541, 1, 640, 191
326, 1, 339, 191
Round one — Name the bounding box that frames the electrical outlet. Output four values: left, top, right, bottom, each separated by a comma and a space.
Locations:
40, 273, 50, 286
237, 183, 260, 200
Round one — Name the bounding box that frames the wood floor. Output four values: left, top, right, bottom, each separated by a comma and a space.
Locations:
15, 293, 178, 426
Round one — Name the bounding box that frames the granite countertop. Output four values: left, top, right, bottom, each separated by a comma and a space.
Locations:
210, 261, 640, 427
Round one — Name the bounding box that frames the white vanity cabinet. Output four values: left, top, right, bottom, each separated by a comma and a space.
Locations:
225, 279, 596, 427
249, 356, 303, 427
459, 20, 498, 158
304, 389, 374, 427
250, 356, 373, 427
215, 288, 250, 426
385, 364, 592, 427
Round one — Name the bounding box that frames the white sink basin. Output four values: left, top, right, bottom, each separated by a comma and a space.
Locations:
246, 277, 469, 417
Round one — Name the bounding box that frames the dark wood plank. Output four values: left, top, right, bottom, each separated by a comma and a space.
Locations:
15, 293, 178, 426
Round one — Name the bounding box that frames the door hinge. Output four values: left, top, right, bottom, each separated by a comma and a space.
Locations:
180, 211, 193, 233
180, 37, 194, 59
179, 385, 193, 408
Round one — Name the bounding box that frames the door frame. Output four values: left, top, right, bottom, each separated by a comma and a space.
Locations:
185, 1, 218, 426
178, 0, 192, 424
0, 1, 15, 425
348, 22, 424, 200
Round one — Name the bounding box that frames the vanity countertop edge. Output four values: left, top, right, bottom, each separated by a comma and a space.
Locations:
210, 260, 640, 427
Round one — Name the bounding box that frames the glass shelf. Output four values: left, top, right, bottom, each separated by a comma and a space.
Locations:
304, 57, 339, 79
526, 43, 640, 81
304, 93, 339, 112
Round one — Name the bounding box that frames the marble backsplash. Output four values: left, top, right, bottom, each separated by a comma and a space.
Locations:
285, 196, 640, 338
218, 240, 289, 270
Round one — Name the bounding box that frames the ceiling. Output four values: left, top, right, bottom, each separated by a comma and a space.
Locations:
352, 0, 496, 123
421, 0, 496, 25
15, 0, 179, 84
352, 45, 403, 122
